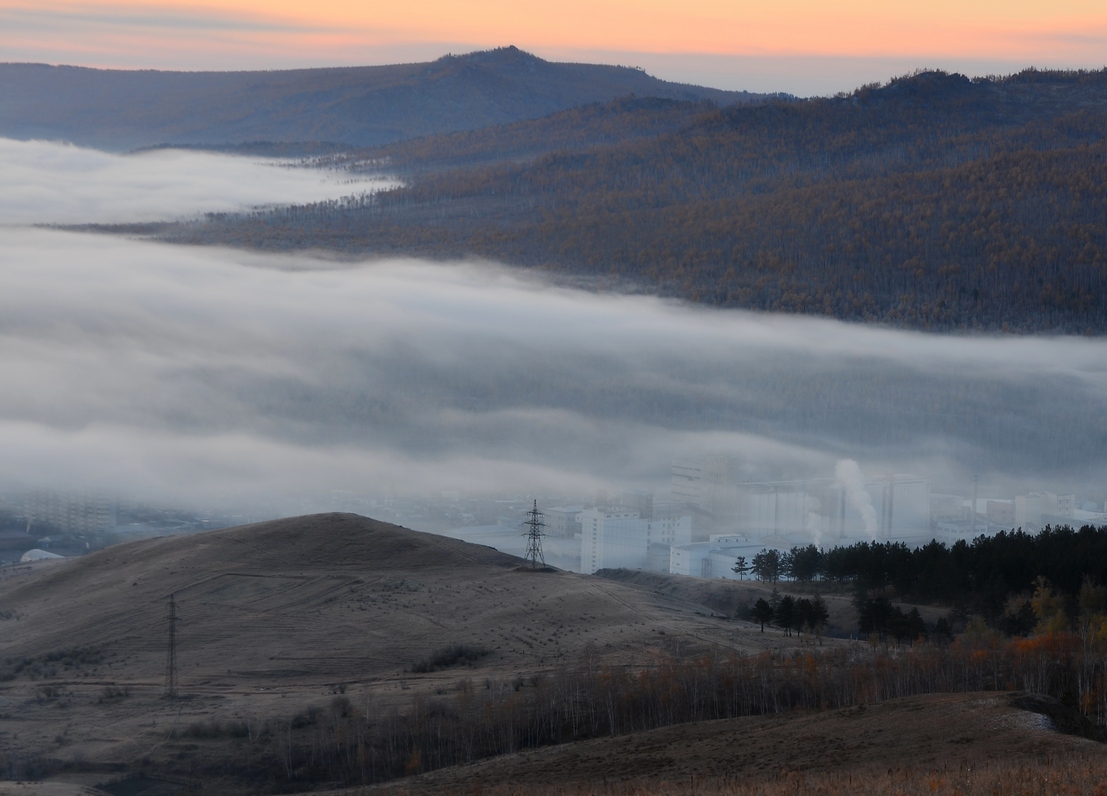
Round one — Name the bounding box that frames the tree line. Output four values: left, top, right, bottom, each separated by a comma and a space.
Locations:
737, 524, 1107, 636
178, 621, 1107, 790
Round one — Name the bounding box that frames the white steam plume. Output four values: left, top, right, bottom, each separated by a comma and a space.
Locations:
835, 459, 878, 540
804, 495, 823, 548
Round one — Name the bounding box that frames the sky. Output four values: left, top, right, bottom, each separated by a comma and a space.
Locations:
1, 1, 1105, 95
2, 139, 1106, 514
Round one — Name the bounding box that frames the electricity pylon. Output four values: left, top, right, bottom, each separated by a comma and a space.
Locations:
523, 500, 546, 569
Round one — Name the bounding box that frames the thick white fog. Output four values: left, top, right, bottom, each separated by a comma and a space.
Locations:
0, 138, 395, 224
2, 225, 1106, 511
1, 142, 1105, 513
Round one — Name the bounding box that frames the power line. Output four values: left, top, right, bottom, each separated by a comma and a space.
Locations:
522, 500, 546, 569
164, 593, 178, 699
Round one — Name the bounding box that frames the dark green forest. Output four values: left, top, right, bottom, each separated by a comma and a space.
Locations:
745, 524, 1107, 640
164, 68, 1107, 333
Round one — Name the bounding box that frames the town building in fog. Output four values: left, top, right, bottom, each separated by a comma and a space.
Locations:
670, 458, 931, 548
543, 506, 584, 537
1016, 492, 1074, 531
23, 490, 115, 534
669, 534, 764, 579
1014, 492, 1107, 532
580, 508, 692, 574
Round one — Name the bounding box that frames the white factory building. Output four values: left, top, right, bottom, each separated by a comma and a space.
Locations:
580, 508, 692, 574
669, 534, 764, 579
543, 505, 584, 537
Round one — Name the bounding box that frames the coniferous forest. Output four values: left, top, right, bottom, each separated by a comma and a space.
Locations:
745, 524, 1107, 639
156, 68, 1107, 333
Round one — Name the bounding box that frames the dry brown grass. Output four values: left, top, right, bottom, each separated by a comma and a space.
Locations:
0, 513, 813, 790
345, 693, 1104, 796
373, 756, 1107, 796
3, 515, 1105, 795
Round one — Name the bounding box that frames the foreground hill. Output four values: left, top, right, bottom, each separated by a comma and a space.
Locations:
2, 692, 1103, 794
351, 692, 1104, 795
0, 513, 781, 790
6, 515, 1105, 793
170, 68, 1107, 333
0, 47, 759, 151
0, 513, 762, 679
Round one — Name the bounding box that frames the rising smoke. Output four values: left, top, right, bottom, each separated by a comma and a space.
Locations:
834, 459, 879, 540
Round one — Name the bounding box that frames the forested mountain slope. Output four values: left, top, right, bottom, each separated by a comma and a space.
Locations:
327, 95, 716, 174
0, 46, 760, 151
168, 69, 1107, 333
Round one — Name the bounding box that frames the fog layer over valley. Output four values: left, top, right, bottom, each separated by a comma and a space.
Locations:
0, 138, 395, 224
1, 140, 1105, 514
2, 224, 1106, 511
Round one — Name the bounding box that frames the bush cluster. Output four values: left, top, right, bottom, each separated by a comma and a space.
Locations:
411, 644, 491, 673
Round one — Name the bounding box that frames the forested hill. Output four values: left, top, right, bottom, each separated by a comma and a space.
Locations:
0, 47, 760, 151
327, 95, 717, 174
168, 68, 1107, 334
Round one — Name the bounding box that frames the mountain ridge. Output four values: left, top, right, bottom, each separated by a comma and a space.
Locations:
0, 46, 765, 151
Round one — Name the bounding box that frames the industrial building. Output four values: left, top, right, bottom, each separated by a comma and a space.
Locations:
23, 490, 115, 534
579, 508, 692, 574
543, 506, 584, 538
671, 457, 931, 548
729, 475, 930, 547
669, 534, 763, 579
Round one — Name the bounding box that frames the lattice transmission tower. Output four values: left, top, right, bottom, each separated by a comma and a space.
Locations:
522, 500, 546, 569
164, 593, 178, 699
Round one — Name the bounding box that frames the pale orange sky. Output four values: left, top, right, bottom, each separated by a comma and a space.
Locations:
2, 0, 1105, 94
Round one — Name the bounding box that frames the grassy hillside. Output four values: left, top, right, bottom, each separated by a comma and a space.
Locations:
348, 692, 1103, 795
0, 513, 784, 791
3, 514, 1107, 792
0, 513, 766, 684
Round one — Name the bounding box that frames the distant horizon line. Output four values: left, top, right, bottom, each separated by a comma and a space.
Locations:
3, 46, 1104, 99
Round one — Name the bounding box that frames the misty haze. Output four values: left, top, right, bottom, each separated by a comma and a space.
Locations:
1, 147, 1105, 513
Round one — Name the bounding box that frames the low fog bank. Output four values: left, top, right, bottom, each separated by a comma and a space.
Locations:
0, 138, 396, 225
0, 226, 1104, 515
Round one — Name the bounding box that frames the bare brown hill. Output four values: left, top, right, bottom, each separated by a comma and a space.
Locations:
0, 513, 775, 685
3, 516, 1104, 794
349, 692, 1105, 796
0, 513, 800, 789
